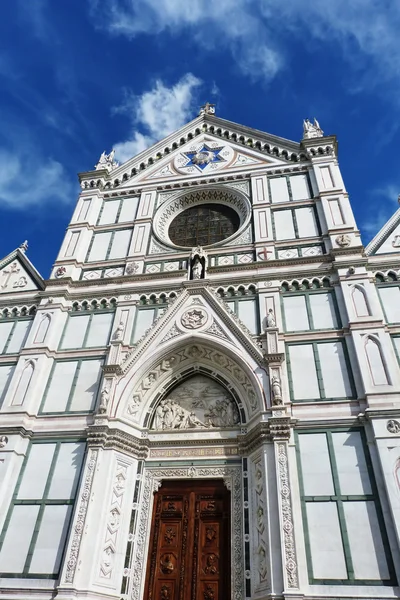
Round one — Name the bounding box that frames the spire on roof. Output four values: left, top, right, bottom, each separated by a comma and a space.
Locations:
19, 240, 28, 253
199, 102, 216, 116
303, 118, 324, 139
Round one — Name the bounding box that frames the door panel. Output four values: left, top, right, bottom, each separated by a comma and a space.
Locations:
144, 480, 230, 600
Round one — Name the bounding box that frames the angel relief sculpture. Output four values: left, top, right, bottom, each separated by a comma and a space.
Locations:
151, 375, 240, 430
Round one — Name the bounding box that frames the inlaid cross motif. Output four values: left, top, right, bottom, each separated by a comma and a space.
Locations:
1, 262, 20, 289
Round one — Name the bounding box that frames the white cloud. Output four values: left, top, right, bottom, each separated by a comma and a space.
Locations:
113, 73, 202, 163
89, 0, 400, 86
0, 148, 75, 209
360, 183, 400, 239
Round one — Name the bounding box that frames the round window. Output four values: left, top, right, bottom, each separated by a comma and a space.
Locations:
168, 203, 240, 248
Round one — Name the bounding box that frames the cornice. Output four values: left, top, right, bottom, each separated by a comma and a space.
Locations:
238, 414, 295, 453
87, 425, 149, 459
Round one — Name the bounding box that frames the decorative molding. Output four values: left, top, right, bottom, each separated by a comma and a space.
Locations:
277, 443, 298, 589
251, 455, 270, 592
64, 449, 98, 583
99, 459, 129, 579
131, 465, 243, 600
87, 426, 149, 459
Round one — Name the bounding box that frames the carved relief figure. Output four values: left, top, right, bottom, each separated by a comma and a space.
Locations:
160, 553, 174, 574
303, 118, 324, 139
151, 375, 239, 430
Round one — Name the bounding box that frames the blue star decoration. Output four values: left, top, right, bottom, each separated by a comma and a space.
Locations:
183, 144, 226, 170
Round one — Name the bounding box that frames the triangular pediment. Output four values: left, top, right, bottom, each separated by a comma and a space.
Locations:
120, 286, 263, 375
128, 134, 288, 186
80, 113, 305, 190
0, 248, 44, 295
365, 206, 400, 256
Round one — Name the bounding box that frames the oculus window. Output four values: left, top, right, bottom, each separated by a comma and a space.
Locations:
168, 203, 240, 247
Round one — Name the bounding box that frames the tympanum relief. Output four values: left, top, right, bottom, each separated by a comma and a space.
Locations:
151, 375, 239, 430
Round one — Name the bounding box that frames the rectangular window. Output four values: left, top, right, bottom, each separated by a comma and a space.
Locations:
87, 229, 132, 262
378, 286, 400, 323
296, 428, 395, 585
60, 312, 113, 349
98, 197, 139, 225
282, 292, 339, 332
290, 174, 311, 200
41, 358, 103, 413
64, 231, 80, 257
131, 306, 166, 343
287, 340, 354, 400
273, 207, 319, 241
0, 319, 32, 354
226, 297, 259, 334
0, 440, 85, 578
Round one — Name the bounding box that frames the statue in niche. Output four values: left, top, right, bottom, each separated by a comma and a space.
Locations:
189, 246, 207, 280
151, 375, 239, 430
266, 308, 276, 328
271, 375, 283, 405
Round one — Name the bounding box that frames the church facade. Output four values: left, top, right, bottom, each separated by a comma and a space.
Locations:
0, 107, 400, 600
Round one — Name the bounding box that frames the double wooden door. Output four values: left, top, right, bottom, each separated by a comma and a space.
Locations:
144, 479, 231, 600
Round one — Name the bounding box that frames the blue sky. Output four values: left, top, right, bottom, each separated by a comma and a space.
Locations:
0, 0, 399, 276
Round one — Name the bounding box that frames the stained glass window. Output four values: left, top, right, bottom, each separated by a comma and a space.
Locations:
168, 204, 240, 247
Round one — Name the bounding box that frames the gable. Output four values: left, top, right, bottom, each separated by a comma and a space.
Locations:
0, 248, 44, 295
365, 207, 400, 256
126, 134, 290, 187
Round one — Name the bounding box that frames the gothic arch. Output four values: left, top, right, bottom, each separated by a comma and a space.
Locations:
350, 284, 370, 317
363, 334, 390, 386
111, 336, 266, 424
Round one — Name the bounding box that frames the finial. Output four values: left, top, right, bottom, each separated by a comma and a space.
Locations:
303, 118, 324, 139
19, 240, 28, 253
95, 149, 119, 172
199, 102, 216, 116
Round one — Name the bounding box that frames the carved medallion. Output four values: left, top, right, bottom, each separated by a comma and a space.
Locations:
181, 309, 207, 329
335, 233, 351, 247
387, 419, 400, 434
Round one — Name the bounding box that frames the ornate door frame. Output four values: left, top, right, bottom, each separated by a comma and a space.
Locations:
130, 464, 244, 600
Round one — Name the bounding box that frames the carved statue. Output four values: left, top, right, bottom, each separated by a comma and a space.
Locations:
303, 118, 324, 139
19, 240, 28, 253
192, 257, 203, 279
271, 375, 283, 405
113, 321, 124, 341
95, 149, 119, 172
98, 386, 109, 413
199, 102, 216, 116
266, 308, 276, 328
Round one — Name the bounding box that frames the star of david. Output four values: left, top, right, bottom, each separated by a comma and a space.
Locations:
183, 144, 225, 171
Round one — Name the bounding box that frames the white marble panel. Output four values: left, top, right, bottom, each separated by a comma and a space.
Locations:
88, 232, 112, 262
0, 505, 39, 572
43, 361, 76, 412
60, 315, 90, 349
290, 174, 310, 200
295, 207, 319, 238
270, 177, 289, 203
343, 501, 389, 580
332, 431, 372, 495
69, 359, 102, 411
306, 502, 347, 579
48, 442, 85, 499
274, 210, 295, 240
379, 287, 400, 323
318, 342, 352, 398
29, 505, 72, 574
85, 313, 113, 347
283, 296, 309, 331
309, 293, 338, 329
0, 363, 14, 404
298, 433, 335, 496
288, 344, 320, 400
98, 200, 119, 225
17, 444, 56, 499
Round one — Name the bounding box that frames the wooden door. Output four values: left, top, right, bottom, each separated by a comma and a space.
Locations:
144, 479, 231, 600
